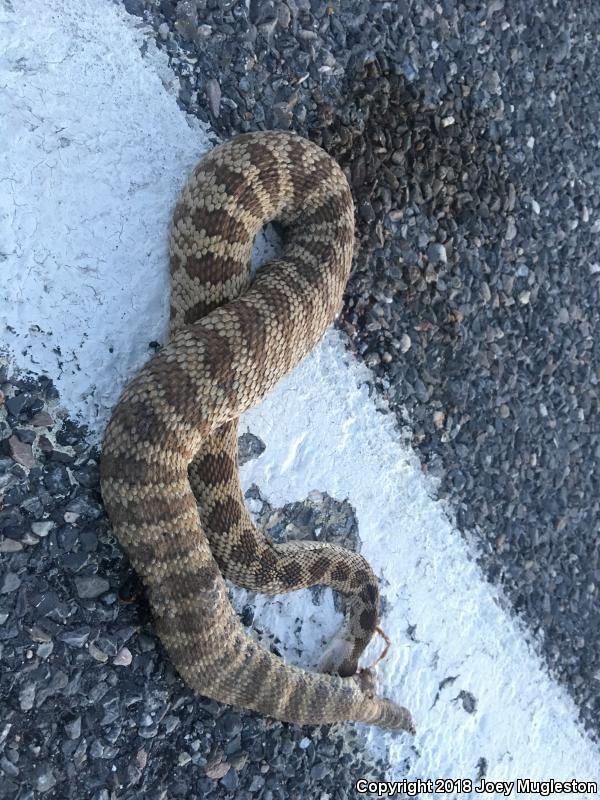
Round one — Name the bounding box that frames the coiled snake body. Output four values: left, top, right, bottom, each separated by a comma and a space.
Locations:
100, 131, 414, 732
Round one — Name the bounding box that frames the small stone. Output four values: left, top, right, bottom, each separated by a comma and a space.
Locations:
59, 628, 90, 647
433, 410, 446, 429
163, 715, 180, 734
1, 756, 18, 778
458, 690, 477, 714
206, 761, 230, 781
427, 242, 447, 264
206, 78, 221, 118
178, 752, 192, 766
518, 290, 530, 304
5, 394, 30, 417
0, 538, 23, 553
14, 428, 35, 444
277, 2, 291, 27
64, 716, 82, 739
64, 511, 80, 524
113, 647, 133, 666
75, 575, 109, 599
19, 684, 36, 711
220, 767, 239, 792
31, 520, 54, 537
32, 764, 57, 793
249, 774, 265, 792
217, 710, 243, 738
299, 737, 311, 749
8, 435, 35, 468
1, 572, 21, 593
498, 404, 510, 418
505, 220, 517, 240
400, 334, 412, 353
88, 643, 109, 663
37, 641, 54, 659
311, 762, 328, 780
30, 411, 53, 427
238, 432, 266, 465
124, 0, 144, 13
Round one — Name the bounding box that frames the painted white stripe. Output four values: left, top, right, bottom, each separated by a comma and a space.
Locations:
1, 0, 598, 794
0, 0, 206, 422
238, 332, 600, 793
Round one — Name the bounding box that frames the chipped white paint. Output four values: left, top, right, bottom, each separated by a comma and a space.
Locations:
0, 0, 210, 425
1, 1, 599, 795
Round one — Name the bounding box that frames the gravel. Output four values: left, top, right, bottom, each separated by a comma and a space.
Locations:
119, 0, 598, 736
0, 370, 387, 799
2, 0, 599, 796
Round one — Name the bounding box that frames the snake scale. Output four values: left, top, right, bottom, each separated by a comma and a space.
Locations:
100, 131, 414, 732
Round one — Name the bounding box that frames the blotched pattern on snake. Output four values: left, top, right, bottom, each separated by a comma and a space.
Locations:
100, 131, 414, 731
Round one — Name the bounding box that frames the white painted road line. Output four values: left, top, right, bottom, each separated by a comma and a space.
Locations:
1, 0, 599, 794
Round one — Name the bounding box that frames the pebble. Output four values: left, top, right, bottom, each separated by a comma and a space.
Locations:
0, 4, 597, 797
31, 520, 54, 537
75, 575, 110, 599
0, 573, 21, 594
113, 647, 133, 666
7, 435, 35, 468
0, 538, 23, 553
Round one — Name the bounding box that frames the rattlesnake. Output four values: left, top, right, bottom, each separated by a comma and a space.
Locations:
100, 131, 414, 732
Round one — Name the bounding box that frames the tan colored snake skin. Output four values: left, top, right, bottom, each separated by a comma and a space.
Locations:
100, 131, 415, 732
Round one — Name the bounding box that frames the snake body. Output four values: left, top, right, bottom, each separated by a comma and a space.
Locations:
100, 131, 414, 731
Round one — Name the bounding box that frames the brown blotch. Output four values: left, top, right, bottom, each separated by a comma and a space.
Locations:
331, 563, 350, 584
350, 568, 370, 589
187, 324, 234, 386
244, 648, 274, 690
207, 496, 243, 535
109, 398, 166, 448
359, 608, 377, 633
254, 547, 279, 583
359, 583, 378, 606
151, 351, 201, 419
109, 490, 195, 528
278, 560, 302, 588
183, 298, 216, 325
287, 676, 309, 714
101, 451, 180, 486
190, 205, 247, 243
229, 298, 268, 362
191, 451, 236, 488
309, 556, 330, 583
163, 561, 221, 604
184, 250, 236, 285
228, 528, 260, 566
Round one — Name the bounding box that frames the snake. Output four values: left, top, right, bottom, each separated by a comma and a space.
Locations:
100, 131, 415, 732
